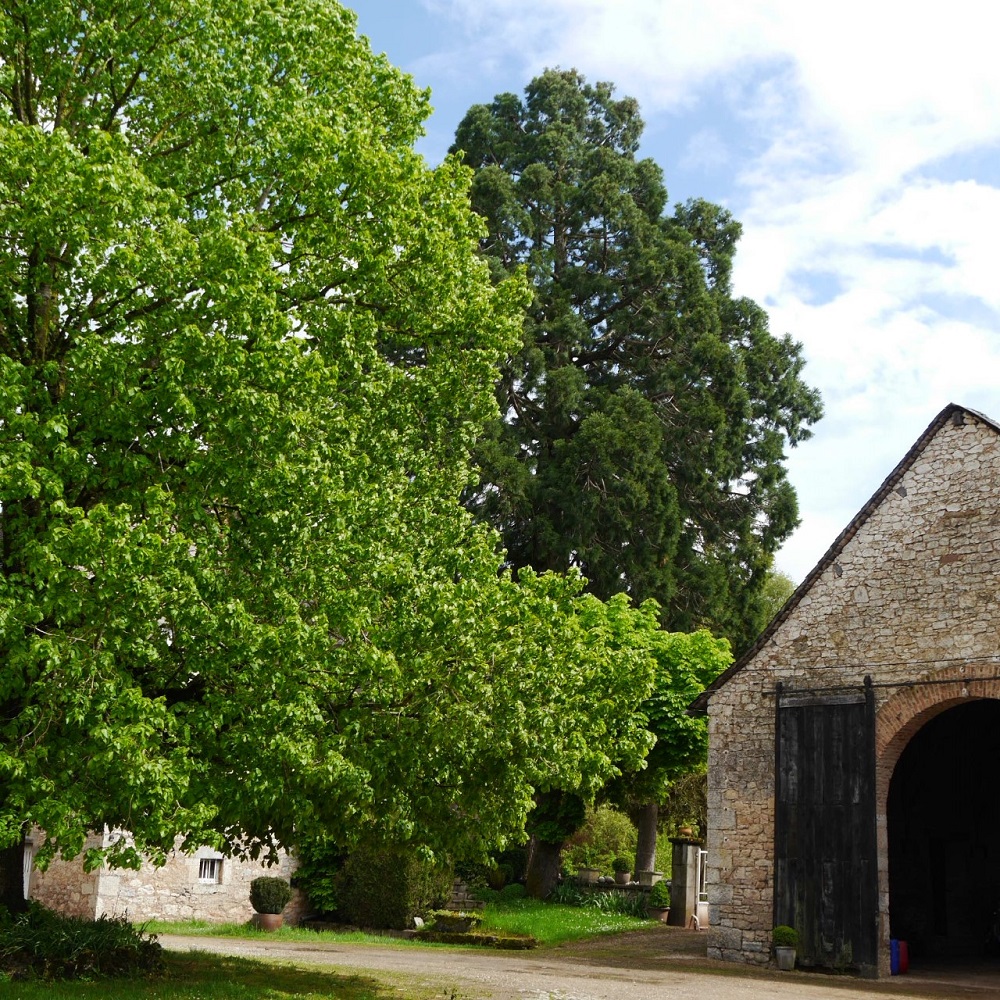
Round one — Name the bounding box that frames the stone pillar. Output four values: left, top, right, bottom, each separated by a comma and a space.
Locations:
668, 838, 702, 927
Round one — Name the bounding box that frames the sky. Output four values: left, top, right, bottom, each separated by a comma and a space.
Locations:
352, 0, 1000, 583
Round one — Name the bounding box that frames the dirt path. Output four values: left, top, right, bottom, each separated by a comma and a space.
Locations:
160, 927, 1000, 1000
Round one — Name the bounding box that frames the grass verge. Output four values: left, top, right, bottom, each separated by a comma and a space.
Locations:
479, 899, 650, 945
149, 899, 651, 949
1, 950, 452, 999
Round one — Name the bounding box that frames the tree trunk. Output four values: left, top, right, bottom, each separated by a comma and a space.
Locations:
0, 825, 28, 914
524, 835, 564, 899
634, 801, 658, 875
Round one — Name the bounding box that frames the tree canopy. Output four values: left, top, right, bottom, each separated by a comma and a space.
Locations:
0, 0, 662, 886
453, 68, 823, 652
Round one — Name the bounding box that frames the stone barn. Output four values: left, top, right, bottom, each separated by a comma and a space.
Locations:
693, 403, 1000, 978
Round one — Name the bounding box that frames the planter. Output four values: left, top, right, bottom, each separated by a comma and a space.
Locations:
433, 914, 480, 933
637, 870, 663, 887
256, 912, 284, 932
774, 945, 796, 971
647, 906, 670, 923
576, 867, 600, 886
614, 871, 631, 886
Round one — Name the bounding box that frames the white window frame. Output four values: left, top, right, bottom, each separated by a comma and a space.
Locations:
198, 857, 223, 884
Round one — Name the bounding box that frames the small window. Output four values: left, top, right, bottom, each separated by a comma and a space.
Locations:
198, 858, 223, 883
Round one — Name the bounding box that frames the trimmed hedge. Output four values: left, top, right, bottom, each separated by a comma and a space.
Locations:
0, 903, 163, 980
333, 844, 451, 930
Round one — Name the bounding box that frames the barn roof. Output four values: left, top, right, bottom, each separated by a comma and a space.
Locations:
689, 402, 1000, 713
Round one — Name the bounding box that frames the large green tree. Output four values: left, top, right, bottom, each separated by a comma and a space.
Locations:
452, 70, 820, 884
0, 2, 660, 911
453, 69, 823, 653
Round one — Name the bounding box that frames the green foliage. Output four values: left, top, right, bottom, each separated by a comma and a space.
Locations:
772, 924, 799, 948
611, 857, 631, 874
582, 890, 648, 918
0, 1, 665, 870
454, 68, 822, 652
539, 885, 646, 918
249, 877, 292, 915
659, 770, 708, 841
753, 570, 797, 636
647, 880, 671, 908
549, 883, 586, 905
499, 883, 526, 901
0, 903, 162, 980
333, 844, 452, 930
563, 806, 636, 875
291, 840, 346, 917
527, 791, 588, 847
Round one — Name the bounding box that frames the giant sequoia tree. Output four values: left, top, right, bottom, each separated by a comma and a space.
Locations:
0, 3, 663, 911
453, 70, 821, 884
453, 69, 822, 651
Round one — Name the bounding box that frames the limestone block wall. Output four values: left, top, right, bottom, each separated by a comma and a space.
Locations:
94, 838, 305, 925
27, 830, 104, 919
705, 411, 1000, 969
29, 830, 305, 925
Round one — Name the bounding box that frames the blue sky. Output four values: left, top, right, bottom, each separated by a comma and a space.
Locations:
353, 0, 1000, 583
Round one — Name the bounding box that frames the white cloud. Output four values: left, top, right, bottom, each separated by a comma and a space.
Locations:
419, 0, 1000, 581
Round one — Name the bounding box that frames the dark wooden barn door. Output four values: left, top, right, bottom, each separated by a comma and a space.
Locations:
774, 680, 878, 977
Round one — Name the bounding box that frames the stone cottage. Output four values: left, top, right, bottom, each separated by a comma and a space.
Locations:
693, 403, 1000, 978
26, 828, 305, 925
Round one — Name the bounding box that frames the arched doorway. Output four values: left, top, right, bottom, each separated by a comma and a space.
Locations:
887, 698, 1000, 962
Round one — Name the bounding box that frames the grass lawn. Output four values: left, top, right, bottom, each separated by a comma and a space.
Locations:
148, 898, 652, 948
2, 951, 450, 1000
479, 899, 649, 944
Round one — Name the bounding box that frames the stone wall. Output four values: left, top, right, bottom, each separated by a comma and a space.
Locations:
29, 830, 305, 925
705, 411, 1000, 973
27, 830, 104, 919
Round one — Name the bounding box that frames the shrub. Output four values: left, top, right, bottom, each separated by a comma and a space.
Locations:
582, 889, 648, 918
472, 886, 500, 903
563, 806, 637, 876
249, 877, 293, 914
293, 840, 347, 917
772, 925, 799, 948
611, 857, 631, 874
0, 902, 162, 980
647, 880, 671, 908
499, 883, 526, 901
548, 883, 585, 905
334, 843, 452, 930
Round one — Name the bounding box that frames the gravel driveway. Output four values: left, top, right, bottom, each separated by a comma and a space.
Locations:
160, 928, 997, 1000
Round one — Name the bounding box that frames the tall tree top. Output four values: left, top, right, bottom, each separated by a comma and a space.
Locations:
453, 69, 823, 651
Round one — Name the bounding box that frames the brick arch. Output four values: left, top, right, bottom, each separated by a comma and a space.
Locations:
875, 663, 1000, 804
872, 663, 1000, 973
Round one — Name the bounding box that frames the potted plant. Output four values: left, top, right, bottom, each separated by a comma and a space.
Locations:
250, 876, 293, 931
646, 879, 671, 922
612, 856, 632, 886
772, 925, 798, 970
576, 848, 600, 886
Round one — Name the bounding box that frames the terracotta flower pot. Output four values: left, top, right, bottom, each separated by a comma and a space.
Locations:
614, 871, 631, 885
257, 912, 284, 931
647, 906, 670, 923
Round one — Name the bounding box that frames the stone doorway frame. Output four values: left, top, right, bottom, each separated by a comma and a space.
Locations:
874, 663, 1000, 977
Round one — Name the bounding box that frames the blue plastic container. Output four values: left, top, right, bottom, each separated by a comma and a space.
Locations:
890, 938, 900, 975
